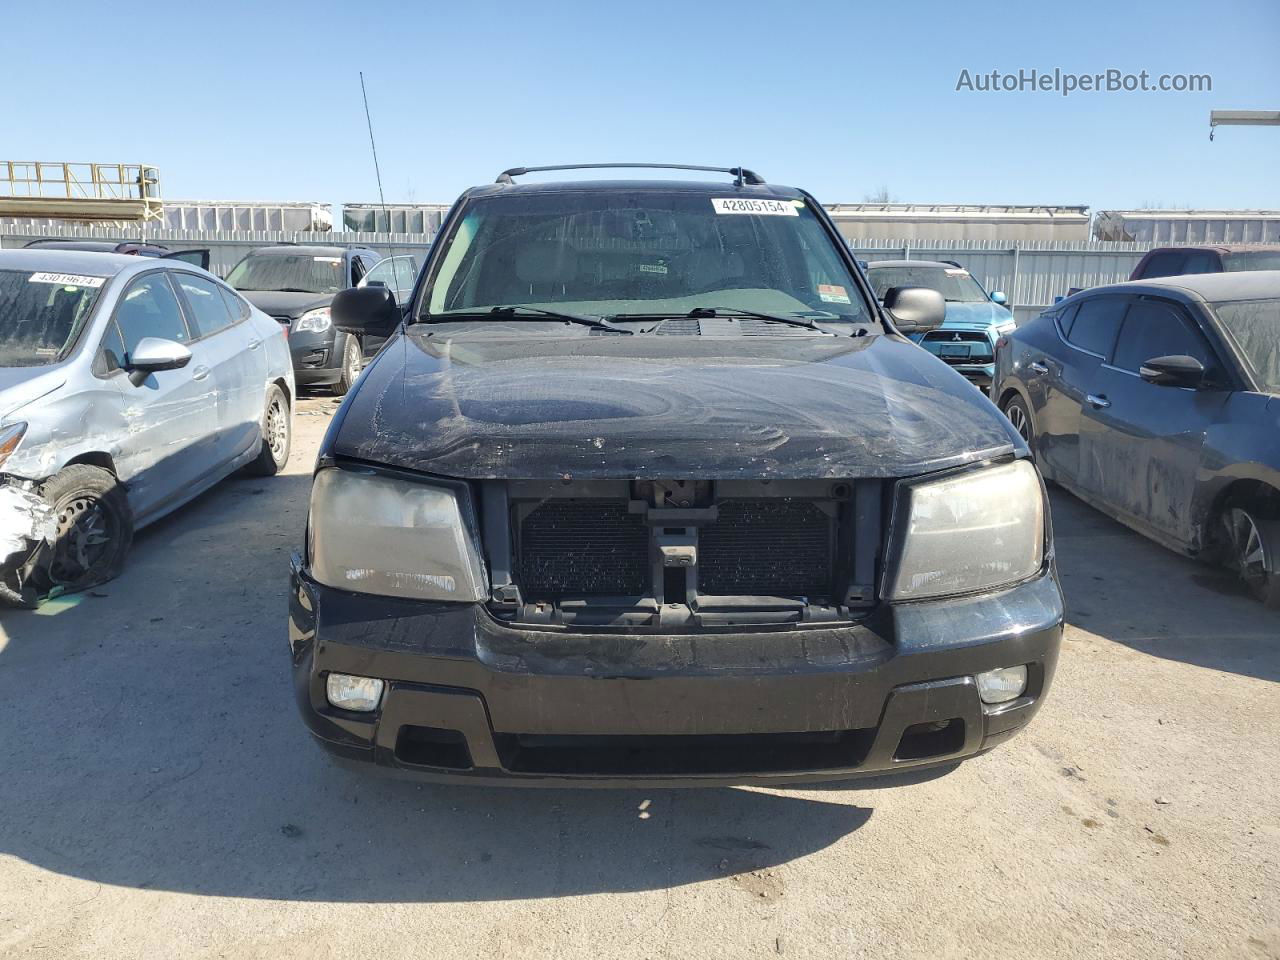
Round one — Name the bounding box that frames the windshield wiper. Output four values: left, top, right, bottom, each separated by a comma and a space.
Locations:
428, 305, 631, 334
612, 306, 820, 330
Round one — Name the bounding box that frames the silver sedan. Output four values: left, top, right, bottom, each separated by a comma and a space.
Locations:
0, 248, 295, 605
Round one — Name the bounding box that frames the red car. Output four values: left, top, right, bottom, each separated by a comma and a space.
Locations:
1129, 244, 1280, 281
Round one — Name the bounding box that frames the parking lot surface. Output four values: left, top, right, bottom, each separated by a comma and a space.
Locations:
1, 395, 1277, 960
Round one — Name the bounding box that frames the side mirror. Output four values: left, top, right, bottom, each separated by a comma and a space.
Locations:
1139, 354, 1206, 388
331, 285, 400, 336
884, 286, 946, 334
990, 291, 1008, 305
126, 337, 191, 385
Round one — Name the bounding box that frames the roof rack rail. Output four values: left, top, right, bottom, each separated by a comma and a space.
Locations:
495, 163, 765, 186
939, 259, 964, 268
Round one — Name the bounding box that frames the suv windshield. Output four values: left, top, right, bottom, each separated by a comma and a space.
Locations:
867, 265, 989, 303
424, 191, 872, 323
0, 269, 106, 367
1213, 298, 1280, 391
226, 254, 346, 294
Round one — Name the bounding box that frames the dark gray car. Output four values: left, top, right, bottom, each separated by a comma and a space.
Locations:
993, 271, 1280, 606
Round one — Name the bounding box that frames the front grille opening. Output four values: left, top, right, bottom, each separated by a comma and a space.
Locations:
894, 719, 965, 761
395, 725, 472, 770
699, 499, 834, 598
517, 500, 649, 598
494, 730, 876, 776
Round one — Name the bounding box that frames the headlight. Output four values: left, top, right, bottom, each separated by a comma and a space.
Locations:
886, 460, 1045, 601
994, 321, 1018, 336
0, 422, 27, 469
307, 468, 487, 602
295, 307, 332, 333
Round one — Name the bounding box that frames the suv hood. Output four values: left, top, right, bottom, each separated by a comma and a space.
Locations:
331, 328, 1019, 480
236, 290, 332, 319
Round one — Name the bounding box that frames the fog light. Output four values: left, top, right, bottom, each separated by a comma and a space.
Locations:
326, 673, 385, 712
976, 665, 1028, 704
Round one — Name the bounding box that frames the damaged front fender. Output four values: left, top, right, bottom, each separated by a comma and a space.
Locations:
0, 479, 57, 608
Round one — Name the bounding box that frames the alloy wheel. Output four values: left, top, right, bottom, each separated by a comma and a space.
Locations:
1228, 507, 1269, 590
1006, 403, 1030, 442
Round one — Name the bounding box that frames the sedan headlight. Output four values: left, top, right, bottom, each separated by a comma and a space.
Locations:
0, 422, 27, 469
307, 468, 486, 602
886, 460, 1045, 601
295, 307, 332, 333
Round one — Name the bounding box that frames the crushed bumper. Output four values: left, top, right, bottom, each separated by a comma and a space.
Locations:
0, 481, 56, 608
289, 557, 1063, 787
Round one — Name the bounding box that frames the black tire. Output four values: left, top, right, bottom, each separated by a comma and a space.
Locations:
1224, 505, 1280, 609
35, 464, 133, 594
1002, 395, 1034, 448
330, 334, 362, 397
248, 384, 292, 476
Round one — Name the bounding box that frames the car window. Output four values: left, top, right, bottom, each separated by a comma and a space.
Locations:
1112, 300, 1213, 373
114, 273, 190, 356
351, 257, 367, 285
1065, 296, 1125, 357
1136, 251, 1185, 279
225, 253, 346, 294
1223, 252, 1280, 272
96, 319, 128, 374
1057, 303, 1080, 337
866, 265, 989, 303
217, 283, 252, 321
1180, 252, 1219, 275
173, 273, 235, 338
1212, 298, 1280, 391
394, 257, 418, 296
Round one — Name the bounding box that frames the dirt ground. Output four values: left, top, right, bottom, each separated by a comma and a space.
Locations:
1, 394, 1277, 960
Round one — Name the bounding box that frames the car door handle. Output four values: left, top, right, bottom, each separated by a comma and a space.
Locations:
1029, 361, 1049, 375
191, 365, 211, 381
1086, 393, 1110, 409
247, 337, 262, 350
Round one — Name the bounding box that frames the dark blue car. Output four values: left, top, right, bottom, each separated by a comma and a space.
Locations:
865, 260, 1016, 391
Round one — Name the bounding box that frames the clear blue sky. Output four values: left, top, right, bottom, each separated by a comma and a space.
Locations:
4, 0, 1278, 211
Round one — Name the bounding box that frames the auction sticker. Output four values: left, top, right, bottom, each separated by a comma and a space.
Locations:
313, 256, 342, 264
712, 198, 799, 216
944, 268, 970, 276
818, 284, 851, 304
28, 272, 105, 287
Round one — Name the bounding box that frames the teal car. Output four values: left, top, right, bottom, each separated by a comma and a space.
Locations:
865, 260, 1016, 391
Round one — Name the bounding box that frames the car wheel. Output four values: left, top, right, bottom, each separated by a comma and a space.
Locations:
35, 464, 133, 594
1225, 506, 1280, 609
331, 335, 362, 396
248, 384, 292, 476
1002, 395, 1034, 447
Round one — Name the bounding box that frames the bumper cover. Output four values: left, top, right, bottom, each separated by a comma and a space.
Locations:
289, 558, 1063, 786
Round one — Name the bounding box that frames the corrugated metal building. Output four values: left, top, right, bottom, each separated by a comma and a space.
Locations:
161, 200, 332, 232
1092, 210, 1280, 243
825, 203, 1091, 243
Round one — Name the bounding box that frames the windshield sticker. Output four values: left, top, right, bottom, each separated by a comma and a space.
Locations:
711, 198, 800, 217
818, 284, 851, 304
944, 268, 970, 276
27, 272, 105, 288
638, 263, 668, 275
313, 256, 342, 264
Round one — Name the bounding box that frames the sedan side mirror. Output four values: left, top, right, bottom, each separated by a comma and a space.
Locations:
332, 285, 400, 336
1139, 354, 1206, 388
884, 286, 946, 334
991, 291, 1008, 305
126, 337, 191, 385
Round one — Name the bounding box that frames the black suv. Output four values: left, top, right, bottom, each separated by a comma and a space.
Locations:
290, 164, 1064, 786
226, 244, 386, 394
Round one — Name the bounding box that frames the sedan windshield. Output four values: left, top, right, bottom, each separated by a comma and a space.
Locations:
867, 265, 989, 303
1213, 298, 1280, 391
0, 269, 106, 367
226, 254, 346, 294
424, 192, 872, 323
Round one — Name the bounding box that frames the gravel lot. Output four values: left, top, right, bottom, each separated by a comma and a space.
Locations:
1, 394, 1277, 960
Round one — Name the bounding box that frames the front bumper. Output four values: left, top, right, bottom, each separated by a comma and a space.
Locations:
289, 558, 1063, 787
288, 327, 340, 383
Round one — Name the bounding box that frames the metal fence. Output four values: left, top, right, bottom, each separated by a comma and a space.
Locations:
2, 223, 1167, 323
